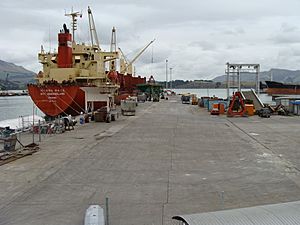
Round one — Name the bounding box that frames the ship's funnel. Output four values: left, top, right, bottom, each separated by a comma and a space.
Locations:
57, 24, 73, 68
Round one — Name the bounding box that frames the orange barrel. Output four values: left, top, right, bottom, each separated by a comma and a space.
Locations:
245, 104, 254, 116
212, 103, 219, 111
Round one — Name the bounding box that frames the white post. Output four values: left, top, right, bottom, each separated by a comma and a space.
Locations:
170, 67, 173, 90
32, 104, 35, 143
226, 62, 230, 101
165, 59, 168, 89
238, 67, 241, 92
256, 65, 260, 94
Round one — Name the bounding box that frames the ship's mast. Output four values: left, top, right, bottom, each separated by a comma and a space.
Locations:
110, 27, 117, 52
65, 9, 82, 42
87, 6, 100, 50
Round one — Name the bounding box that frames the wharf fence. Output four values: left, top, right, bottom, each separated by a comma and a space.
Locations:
0, 116, 74, 152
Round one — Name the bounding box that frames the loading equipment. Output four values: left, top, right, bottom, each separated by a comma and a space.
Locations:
227, 91, 247, 117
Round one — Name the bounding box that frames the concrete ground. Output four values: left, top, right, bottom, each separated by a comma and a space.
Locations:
1, 96, 300, 225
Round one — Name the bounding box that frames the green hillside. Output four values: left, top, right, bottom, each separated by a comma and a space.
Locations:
0, 60, 35, 90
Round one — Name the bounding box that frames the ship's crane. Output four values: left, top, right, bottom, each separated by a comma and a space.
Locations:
87, 6, 100, 50
118, 47, 130, 73
110, 27, 117, 71
120, 39, 155, 74
118, 47, 130, 64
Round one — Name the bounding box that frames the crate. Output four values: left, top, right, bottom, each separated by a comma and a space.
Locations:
1, 135, 17, 151
121, 100, 136, 116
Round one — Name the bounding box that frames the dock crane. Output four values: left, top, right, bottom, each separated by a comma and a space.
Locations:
118, 47, 130, 74
87, 6, 100, 50
119, 39, 155, 75
110, 27, 117, 71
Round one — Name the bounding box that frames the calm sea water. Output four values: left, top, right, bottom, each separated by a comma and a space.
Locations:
0, 95, 43, 121
0, 88, 273, 121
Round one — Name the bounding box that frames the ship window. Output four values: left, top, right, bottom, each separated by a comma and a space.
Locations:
91, 55, 94, 60
75, 56, 80, 63
87, 48, 90, 51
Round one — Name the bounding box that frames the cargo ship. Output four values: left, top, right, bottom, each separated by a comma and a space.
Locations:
265, 81, 300, 95
28, 7, 153, 117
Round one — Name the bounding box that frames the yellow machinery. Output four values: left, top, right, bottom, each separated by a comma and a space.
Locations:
191, 94, 198, 105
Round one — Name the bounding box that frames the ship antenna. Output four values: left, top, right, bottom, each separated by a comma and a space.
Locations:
65, 8, 82, 43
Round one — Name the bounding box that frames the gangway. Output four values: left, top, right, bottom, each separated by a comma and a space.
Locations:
242, 89, 264, 111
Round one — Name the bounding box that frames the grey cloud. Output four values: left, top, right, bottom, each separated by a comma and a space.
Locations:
281, 22, 298, 32
2, 0, 300, 80
189, 41, 216, 51
272, 34, 300, 44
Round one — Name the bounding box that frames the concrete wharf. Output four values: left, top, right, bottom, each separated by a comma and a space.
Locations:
1, 96, 300, 225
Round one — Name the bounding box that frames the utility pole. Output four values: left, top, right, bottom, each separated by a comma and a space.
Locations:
170, 67, 173, 89
165, 59, 168, 89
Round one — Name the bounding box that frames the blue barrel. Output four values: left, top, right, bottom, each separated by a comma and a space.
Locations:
80, 117, 84, 124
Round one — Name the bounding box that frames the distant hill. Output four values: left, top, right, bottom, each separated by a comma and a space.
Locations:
212, 68, 300, 84
0, 60, 35, 90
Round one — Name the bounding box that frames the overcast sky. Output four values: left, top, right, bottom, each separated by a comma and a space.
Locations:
1, 0, 300, 81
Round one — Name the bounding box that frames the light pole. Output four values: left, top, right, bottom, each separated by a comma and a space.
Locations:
170, 67, 173, 90
165, 59, 168, 89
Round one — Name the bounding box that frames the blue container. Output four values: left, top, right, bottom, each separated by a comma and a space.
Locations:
203, 98, 209, 108
207, 99, 228, 111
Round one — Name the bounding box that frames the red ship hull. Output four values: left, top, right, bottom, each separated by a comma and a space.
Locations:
28, 84, 107, 117
266, 88, 300, 95
115, 73, 146, 104
118, 73, 146, 94
265, 81, 300, 95
28, 74, 146, 116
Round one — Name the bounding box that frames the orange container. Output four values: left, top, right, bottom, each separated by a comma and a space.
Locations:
245, 104, 254, 116
212, 103, 219, 109
219, 103, 225, 114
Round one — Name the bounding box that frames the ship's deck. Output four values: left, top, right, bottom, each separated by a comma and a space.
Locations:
1, 95, 300, 225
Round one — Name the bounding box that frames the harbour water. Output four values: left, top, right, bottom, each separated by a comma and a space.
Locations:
0, 88, 273, 122
0, 95, 43, 121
